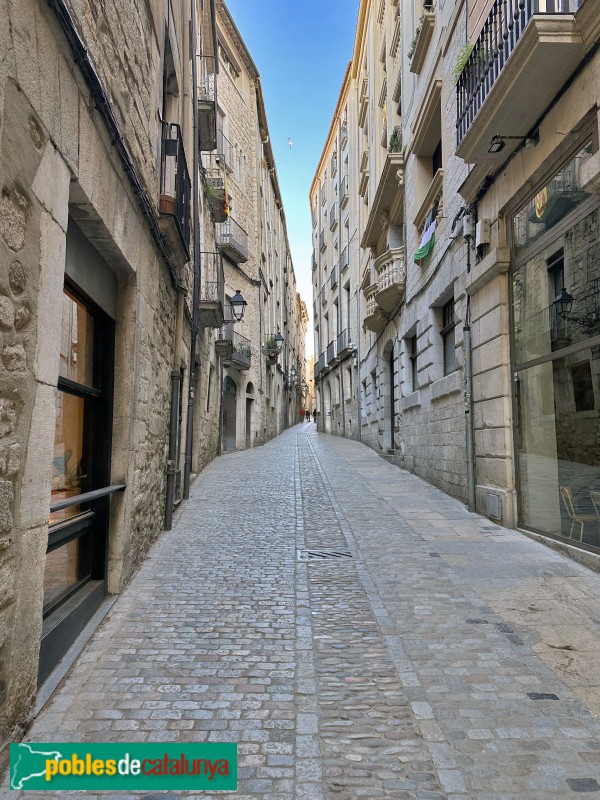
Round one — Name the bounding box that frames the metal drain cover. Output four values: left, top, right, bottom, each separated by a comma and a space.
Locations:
297, 549, 352, 561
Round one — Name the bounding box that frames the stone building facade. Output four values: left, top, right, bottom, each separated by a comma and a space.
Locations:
311, 66, 361, 440
313, 0, 600, 557
0, 0, 304, 765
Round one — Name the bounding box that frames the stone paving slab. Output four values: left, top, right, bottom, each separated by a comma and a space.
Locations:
3, 425, 600, 799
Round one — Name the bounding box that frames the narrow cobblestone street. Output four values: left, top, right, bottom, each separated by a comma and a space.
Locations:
6, 424, 600, 799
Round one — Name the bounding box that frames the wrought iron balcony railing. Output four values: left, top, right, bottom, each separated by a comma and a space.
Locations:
199, 251, 225, 328
216, 217, 248, 263
314, 352, 325, 381
340, 175, 349, 207
330, 265, 338, 290
197, 55, 217, 152
326, 340, 337, 365
330, 203, 338, 231
457, 0, 581, 145
319, 229, 326, 252
159, 121, 191, 261
217, 128, 234, 172
340, 245, 349, 273
218, 326, 252, 370
337, 328, 352, 358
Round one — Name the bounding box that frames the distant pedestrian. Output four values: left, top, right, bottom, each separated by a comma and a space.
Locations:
312, 409, 317, 423
299, 408, 305, 422
305, 409, 311, 422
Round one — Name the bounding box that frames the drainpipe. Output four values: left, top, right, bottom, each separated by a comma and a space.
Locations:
464, 237, 476, 512
165, 286, 186, 530
355, 285, 362, 442
183, 0, 202, 500
165, 0, 198, 529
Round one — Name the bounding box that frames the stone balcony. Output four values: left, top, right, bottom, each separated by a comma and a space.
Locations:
374, 248, 406, 313
363, 284, 388, 333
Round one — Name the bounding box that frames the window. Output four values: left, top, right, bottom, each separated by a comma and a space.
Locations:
47, 285, 114, 615
432, 139, 442, 176
441, 299, 456, 375
409, 335, 418, 391
572, 362, 595, 412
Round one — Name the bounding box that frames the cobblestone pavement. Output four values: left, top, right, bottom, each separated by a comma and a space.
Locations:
4, 423, 600, 799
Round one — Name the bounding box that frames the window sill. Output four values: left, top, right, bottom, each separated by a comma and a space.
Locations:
401, 390, 421, 411
431, 370, 462, 401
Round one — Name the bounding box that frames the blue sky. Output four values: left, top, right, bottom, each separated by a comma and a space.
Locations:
226, 0, 360, 354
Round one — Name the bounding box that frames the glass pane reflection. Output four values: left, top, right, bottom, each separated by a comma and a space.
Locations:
51, 390, 88, 522
59, 289, 95, 387
513, 207, 600, 365
517, 347, 600, 548
43, 538, 87, 609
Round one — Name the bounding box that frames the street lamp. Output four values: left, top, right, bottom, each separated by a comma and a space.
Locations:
230, 289, 247, 322
274, 330, 284, 348
553, 287, 574, 319
553, 287, 598, 331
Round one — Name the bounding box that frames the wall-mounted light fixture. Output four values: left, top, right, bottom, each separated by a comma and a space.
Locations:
553, 287, 599, 331
488, 130, 539, 154
230, 289, 247, 322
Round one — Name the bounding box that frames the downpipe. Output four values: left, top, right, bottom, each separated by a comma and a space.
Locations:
183, 0, 202, 499
464, 253, 476, 512
165, 282, 186, 530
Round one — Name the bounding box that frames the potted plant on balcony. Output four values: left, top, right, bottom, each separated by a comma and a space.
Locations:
264, 336, 281, 365
202, 179, 228, 223
452, 43, 474, 85
389, 126, 401, 153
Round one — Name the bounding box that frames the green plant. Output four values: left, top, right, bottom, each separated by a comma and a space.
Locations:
238, 345, 252, 359
265, 336, 280, 351
452, 43, 474, 85
408, 15, 424, 60
389, 126, 401, 153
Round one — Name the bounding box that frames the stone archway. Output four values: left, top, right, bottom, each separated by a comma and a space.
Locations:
245, 382, 254, 449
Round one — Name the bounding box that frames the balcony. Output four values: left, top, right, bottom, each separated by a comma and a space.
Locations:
330, 203, 338, 231
340, 245, 349, 273
159, 121, 191, 266
340, 175, 349, 208
326, 340, 338, 366
363, 284, 388, 333
314, 352, 326, 382
359, 76, 369, 127
341, 122, 348, 147
312, 250, 317, 271
199, 252, 225, 328
202, 156, 228, 223
216, 217, 248, 263
217, 128, 234, 173
409, 7, 435, 74
337, 328, 354, 360
331, 153, 338, 177
456, 0, 584, 164
319, 229, 326, 252
330, 265, 338, 290
218, 326, 251, 371
197, 55, 217, 152
361, 152, 405, 250
374, 248, 406, 312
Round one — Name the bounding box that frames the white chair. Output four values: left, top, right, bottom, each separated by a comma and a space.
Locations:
560, 486, 598, 541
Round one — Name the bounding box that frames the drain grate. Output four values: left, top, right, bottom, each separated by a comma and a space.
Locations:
527, 692, 559, 700
297, 549, 353, 562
